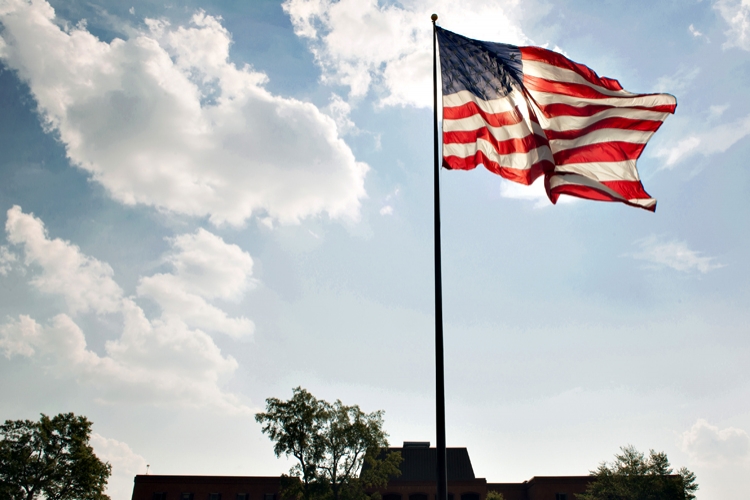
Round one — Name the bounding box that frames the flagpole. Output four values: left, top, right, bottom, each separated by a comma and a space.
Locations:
431, 13, 448, 500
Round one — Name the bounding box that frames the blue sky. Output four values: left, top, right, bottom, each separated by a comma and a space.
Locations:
1, 0, 749, 499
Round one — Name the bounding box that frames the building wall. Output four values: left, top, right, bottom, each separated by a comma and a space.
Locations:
131, 475, 282, 500
487, 477, 593, 500
524, 476, 593, 500
371, 479, 488, 500
486, 483, 527, 500
131, 475, 594, 500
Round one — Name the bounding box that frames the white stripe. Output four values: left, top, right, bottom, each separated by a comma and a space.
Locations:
541, 107, 673, 132
624, 197, 656, 208
444, 140, 553, 170
443, 89, 524, 115
547, 173, 625, 200
528, 89, 676, 109
553, 160, 640, 182
550, 128, 657, 151
548, 173, 656, 207
444, 114, 546, 140
522, 59, 635, 98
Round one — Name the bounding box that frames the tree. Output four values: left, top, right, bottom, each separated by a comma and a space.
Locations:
0, 413, 111, 500
255, 387, 402, 500
577, 445, 698, 500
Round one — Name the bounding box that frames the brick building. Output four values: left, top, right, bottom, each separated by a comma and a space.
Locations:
130, 442, 591, 500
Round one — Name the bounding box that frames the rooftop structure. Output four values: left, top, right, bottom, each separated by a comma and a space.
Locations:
130, 443, 592, 500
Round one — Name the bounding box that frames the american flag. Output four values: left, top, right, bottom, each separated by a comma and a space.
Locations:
436, 27, 676, 211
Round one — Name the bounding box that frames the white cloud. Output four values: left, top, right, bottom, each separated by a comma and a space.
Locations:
0, 1, 367, 226
0, 314, 40, 357
0, 245, 17, 275
652, 66, 700, 95
499, 177, 578, 208
282, 0, 530, 108
715, 0, 750, 50
90, 433, 148, 500
326, 93, 357, 135
137, 229, 255, 338
631, 236, 723, 273
653, 112, 750, 168
379, 205, 394, 216
5, 205, 123, 315
688, 24, 710, 42
709, 103, 730, 120
1, 206, 251, 413
680, 419, 750, 464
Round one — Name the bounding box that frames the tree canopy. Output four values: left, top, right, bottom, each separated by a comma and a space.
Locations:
578, 445, 698, 500
255, 387, 402, 500
0, 413, 111, 500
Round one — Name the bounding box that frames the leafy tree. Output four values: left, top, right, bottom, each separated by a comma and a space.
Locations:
577, 445, 698, 500
255, 387, 402, 500
486, 491, 505, 500
0, 413, 111, 500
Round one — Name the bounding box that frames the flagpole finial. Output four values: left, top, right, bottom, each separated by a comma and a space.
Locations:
431, 13, 438, 22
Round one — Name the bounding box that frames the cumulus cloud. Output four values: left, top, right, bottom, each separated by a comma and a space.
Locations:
326, 93, 358, 135
137, 228, 255, 338
715, 0, 750, 50
499, 177, 577, 208
680, 419, 750, 464
0, 206, 251, 413
0, 1, 367, 225
0, 245, 17, 275
631, 236, 723, 273
5, 206, 123, 315
90, 433, 148, 500
282, 0, 530, 108
652, 112, 750, 168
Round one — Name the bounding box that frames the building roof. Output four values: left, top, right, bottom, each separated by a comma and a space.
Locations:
378, 442, 476, 482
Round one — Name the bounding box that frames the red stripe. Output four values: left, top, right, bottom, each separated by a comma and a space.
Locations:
444, 151, 550, 185
548, 182, 656, 212
544, 117, 664, 141
524, 74, 624, 100
444, 128, 549, 155
553, 141, 647, 164
601, 179, 653, 201
520, 46, 624, 91
538, 102, 677, 118
443, 102, 523, 127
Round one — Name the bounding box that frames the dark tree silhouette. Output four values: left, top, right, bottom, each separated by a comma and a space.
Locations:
255, 387, 401, 500
0, 413, 111, 500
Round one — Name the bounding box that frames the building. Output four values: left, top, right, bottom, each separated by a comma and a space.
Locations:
130, 443, 592, 500
368, 442, 591, 500
132, 476, 281, 500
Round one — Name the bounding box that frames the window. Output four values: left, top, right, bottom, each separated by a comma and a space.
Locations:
153, 493, 167, 500
383, 494, 402, 500
236, 495, 248, 500
461, 494, 479, 500
180, 493, 194, 500
209, 494, 222, 500
263, 494, 275, 500
555, 494, 568, 500
409, 494, 428, 500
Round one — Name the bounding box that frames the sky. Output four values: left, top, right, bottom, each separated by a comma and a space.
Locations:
0, 0, 749, 499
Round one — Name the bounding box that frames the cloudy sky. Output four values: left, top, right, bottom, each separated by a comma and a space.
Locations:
1, 0, 749, 498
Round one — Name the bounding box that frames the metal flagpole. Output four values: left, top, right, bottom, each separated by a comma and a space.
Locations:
431, 13, 447, 500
